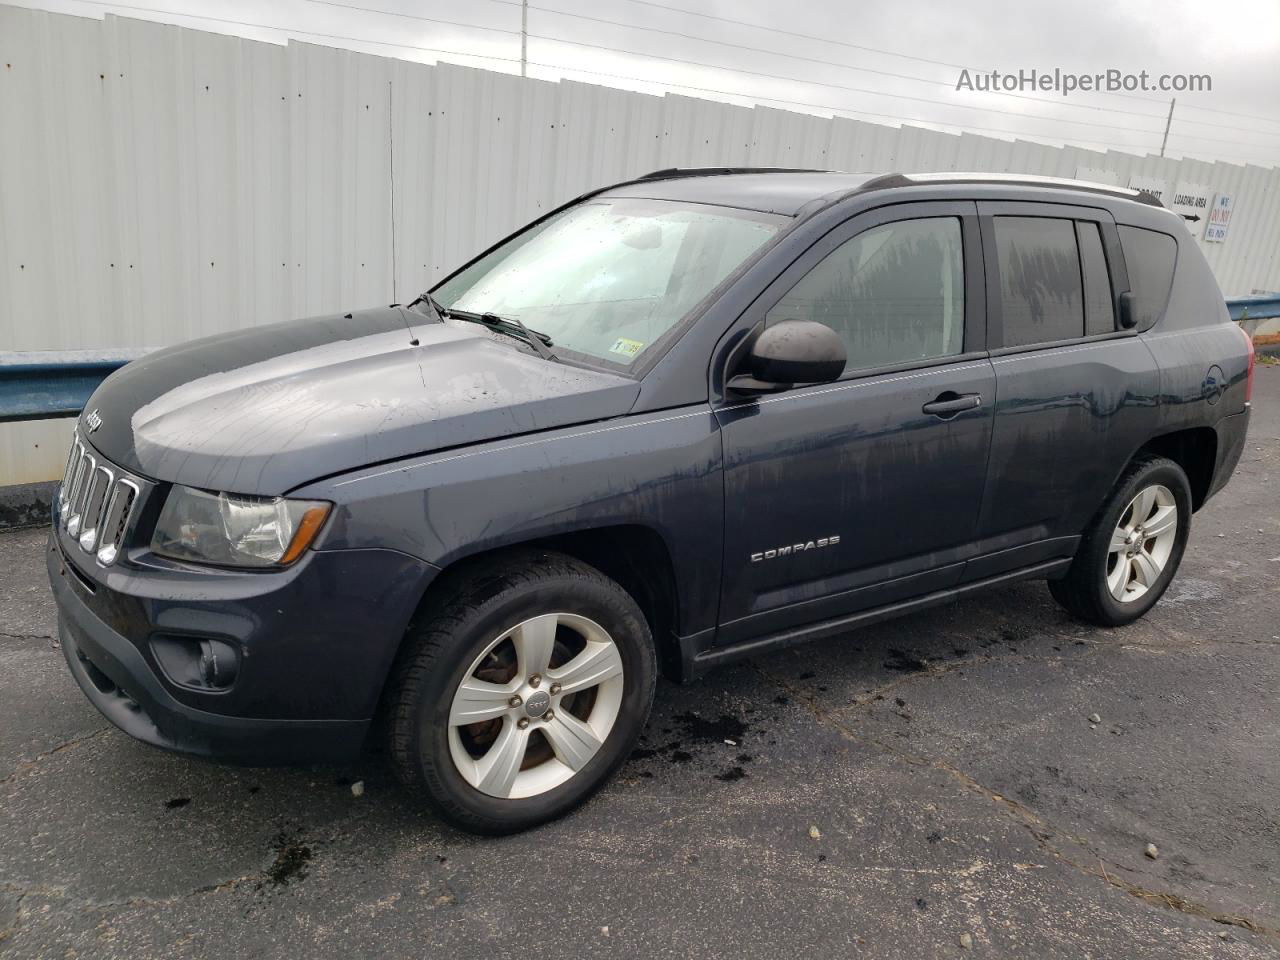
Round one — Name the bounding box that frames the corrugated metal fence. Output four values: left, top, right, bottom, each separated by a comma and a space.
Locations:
3, 4, 1280, 484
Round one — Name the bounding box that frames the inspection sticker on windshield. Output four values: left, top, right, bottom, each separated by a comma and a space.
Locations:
609, 338, 645, 358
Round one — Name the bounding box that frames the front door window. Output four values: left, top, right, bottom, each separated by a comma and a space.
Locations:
765, 217, 965, 375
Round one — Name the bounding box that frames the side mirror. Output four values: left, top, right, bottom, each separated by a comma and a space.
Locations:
1118, 290, 1138, 329
728, 319, 847, 393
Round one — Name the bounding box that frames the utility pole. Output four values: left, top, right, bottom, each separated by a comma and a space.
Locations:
520, 0, 528, 77
1159, 97, 1176, 157
388, 80, 397, 302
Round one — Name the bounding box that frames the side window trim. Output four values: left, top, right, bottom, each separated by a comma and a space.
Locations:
1076, 220, 1116, 335
1098, 220, 1131, 316
977, 200, 1135, 354
716, 200, 986, 395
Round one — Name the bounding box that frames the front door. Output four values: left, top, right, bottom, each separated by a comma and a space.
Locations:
713, 201, 995, 647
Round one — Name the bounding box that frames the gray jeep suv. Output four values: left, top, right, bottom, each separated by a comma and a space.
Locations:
48, 169, 1253, 833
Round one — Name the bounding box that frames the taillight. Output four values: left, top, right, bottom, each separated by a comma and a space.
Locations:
1240, 324, 1255, 404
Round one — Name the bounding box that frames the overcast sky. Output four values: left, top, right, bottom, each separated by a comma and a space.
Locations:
12, 0, 1280, 166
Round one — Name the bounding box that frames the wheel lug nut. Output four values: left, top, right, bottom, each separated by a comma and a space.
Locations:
517, 718, 530, 729
544, 710, 555, 722
528, 675, 541, 688
508, 694, 522, 707
549, 683, 561, 695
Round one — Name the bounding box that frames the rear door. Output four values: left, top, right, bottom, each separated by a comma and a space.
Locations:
713, 201, 996, 647
967, 201, 1161, 580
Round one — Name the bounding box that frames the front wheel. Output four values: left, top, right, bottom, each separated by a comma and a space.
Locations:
1049, 455, 1192, 626
387, 551, 656, 834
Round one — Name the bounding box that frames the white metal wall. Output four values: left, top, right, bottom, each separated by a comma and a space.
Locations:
3, 4, 1279, 484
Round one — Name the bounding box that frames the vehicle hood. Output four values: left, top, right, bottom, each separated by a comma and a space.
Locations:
82, 307, 639, 494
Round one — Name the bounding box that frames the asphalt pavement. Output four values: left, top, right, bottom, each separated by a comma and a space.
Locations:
2, 365, 1278, 959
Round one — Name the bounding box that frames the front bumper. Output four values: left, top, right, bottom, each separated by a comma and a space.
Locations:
48, 527, 436, 765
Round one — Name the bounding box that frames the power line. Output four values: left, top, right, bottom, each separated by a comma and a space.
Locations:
324, 0, 1178, 124
529, 4, 983, 93
322, 0, 963, 93
1164, 125, 1280, 151
525, 58, 1265, 162
319, 0, 1168, 137
608, 0, 1280, 125
1175, 102, 1280, 127
58, 0, 1277, 165
526, 32, 1168, 136
64, 0, 523, 62
509, 0, 976, 74
308, 0, 520, 36
312, 0, 1280, 135
1161, 135, 1279, 162
528, 60, 1153, 153
1159, 113, 1280, 138
609, 0, 1171, 108
616, 0, 972, 72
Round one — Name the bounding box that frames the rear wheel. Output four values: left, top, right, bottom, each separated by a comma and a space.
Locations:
1049, 455, 1192, 626
387, 551, 656, 834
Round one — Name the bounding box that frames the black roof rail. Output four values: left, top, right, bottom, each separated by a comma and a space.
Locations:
636, 166, 832, 181
857, 171, 1163, 207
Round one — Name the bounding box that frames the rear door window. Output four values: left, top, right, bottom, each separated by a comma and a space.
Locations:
993, 217, 1084, 347
1077, 221, 1116, 336
1117, 225, 1177, 329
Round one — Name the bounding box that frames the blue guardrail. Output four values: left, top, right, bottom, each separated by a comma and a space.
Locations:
0, 349, 152, 423
1227, 294, 1280, 323
2, 296, 1278, 423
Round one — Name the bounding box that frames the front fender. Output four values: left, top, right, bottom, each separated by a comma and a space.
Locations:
294, 407, 725, 638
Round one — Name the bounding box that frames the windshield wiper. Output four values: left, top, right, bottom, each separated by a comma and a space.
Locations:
448, 308, 558, 362
407, 292, 557, 361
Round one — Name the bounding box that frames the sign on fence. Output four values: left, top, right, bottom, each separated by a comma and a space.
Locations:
1170, 181, 1212, 226
1127, 174, 1169, 203
1205, 194, 1234, 243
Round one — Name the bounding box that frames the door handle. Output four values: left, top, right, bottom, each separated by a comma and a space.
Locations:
922, 392, 982, 417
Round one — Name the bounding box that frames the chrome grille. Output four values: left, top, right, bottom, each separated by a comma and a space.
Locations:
58, 434, 144, 566
78, 464, 113, 552
96, 481, 138, 566
60, 439, 81, 493
65, 451, 96, 537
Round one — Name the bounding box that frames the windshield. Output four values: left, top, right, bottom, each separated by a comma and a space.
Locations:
432, 197, 784, 368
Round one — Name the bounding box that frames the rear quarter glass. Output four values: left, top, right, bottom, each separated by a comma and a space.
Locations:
1118, 225, 1177, 331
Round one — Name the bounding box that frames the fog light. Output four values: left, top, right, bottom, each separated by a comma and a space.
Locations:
151, 635, 241, 691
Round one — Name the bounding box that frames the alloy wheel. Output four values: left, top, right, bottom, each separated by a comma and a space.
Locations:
1106, 484, 1178, 603
447, 613, 625, 799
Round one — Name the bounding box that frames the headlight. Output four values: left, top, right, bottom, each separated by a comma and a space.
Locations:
151, 486, 331, 568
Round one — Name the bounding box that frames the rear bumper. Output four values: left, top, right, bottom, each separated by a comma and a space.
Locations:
47, 527, 436, 765
1206, 406, 1251, 504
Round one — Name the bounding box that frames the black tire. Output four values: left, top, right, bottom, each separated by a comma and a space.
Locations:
1049, 455, 1192, 627
387, 549, 656, 835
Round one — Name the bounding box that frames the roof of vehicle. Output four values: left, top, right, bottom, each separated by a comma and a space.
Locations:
601, 167, 1162, 217
603, 170, 881, 216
